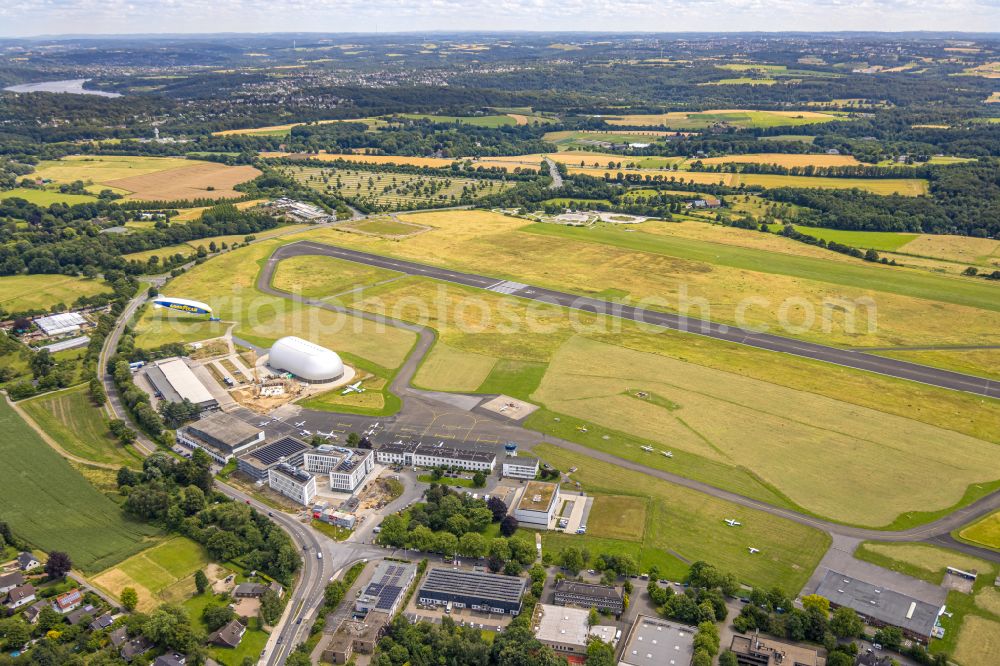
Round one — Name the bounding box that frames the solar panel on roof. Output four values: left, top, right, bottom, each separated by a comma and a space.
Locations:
252, 437, 308, 465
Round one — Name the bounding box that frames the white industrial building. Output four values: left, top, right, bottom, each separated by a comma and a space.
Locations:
532, 604, 618, 658
268, 336, 345, 384
376, 440, 495, 472
146, 358, 218, 411
268, 463, 318, 506
502, 455, 539, 480
514, 481, 560, 529
303, 447, 375, 493
35, 312, 87, 337
177, 412, 264, 464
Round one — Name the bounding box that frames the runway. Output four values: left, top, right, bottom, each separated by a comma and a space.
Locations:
276, 241, 1000, 399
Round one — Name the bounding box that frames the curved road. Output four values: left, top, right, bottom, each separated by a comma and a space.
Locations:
261, 240, 1000, 564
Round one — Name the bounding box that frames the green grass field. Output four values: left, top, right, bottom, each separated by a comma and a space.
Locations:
586, 495, 648, 541
284, 164, 513, 210
92, 536, 211, 611
347, 217, 425, 236
414, 342, 497, 392
0, 187, 98, 205
534, 443, 830, 593
0, 398, 160, 572
398, 113, 517, 127
21, 385, 141, 467
783, 225, 920, 251
854, 542, 995, 585
0, 274, 110, 313
271, 254, 400, 298
958, 511, 1000, 550
603, 109, 842, 130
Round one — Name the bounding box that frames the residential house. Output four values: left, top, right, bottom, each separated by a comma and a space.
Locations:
152, 653, 187, 666
53, 588, 84, 613
6, 583, 36, 609
209, 619, 246, 648
120, 636, 154, 662
66, 604, 98, 625
17, 552, 40, 571
89, 613, 115, 631
0, 572, 25, 595
108, 627, 128, 648
23, 600, 49, 624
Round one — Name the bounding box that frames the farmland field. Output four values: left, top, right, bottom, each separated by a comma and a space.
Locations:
28, 155, 260, 201
566, 165, 929, 195
601, 109, 842, 129
282, 164, 514, 209
262, 151, 459, 168
398, 113, 517, 127
0, 273, 110, 312
213, 117, 383, 136
534, 443, 830, 593
696, 152, 862, 167
0, 398, 160, 572
21, 385, 141, 467
0, 187, 98, 205
91, 536, 212, 611
895, 234, 1000, 266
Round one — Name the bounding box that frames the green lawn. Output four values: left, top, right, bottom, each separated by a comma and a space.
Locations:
210, 627, 269, 666
0, 274, 111, 313
523, 223, 1000, 312
0, 398, 160, 572
21, 385, 142, 467
417, 474, 478, 488
958, 511, 1000, 550
534, 443, 830, 594
785, 225, 920, 251
398, 113, 517, 127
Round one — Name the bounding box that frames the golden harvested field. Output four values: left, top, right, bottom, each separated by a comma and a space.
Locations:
896, 234, 1000, 267
0, 274, 110, 312
104, 162, 260, 201
566, 165, 929, 195
262, 151, 458, 168
531, 336, 1000, 526
602, 109, 840, 129
697, 152, 863, 167
33, 155, 194, 182
213, 117, 379, 136
413, 342, 498, 392
134, 240, 416, 370
954, 616, 1000, 666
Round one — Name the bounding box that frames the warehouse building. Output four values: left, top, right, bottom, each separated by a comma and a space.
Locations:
532, 604, 618, 657
553, 579, 624, 615
304, 447, 375, 493
268, 336, 345, 384
502, 453, 539, 480
237, 436, 310, 480
418, 568, 527, 616
815, 570, 944, 641
513, 481, 560, 529
146, 358, 219, 411
619, 615, 696, 666
35, 312, 88, 337
268, 463, 317, 506
356, 561, 418, 617
375, 440, 496, 472
177, 412, 263, 464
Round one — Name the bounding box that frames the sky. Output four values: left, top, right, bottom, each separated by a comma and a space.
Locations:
4, 0, 1000, 38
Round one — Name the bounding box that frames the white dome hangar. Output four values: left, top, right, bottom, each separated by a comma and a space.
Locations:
268, 336, 345, 384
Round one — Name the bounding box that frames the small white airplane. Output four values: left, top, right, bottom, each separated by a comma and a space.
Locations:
661, 450, 673, 458
294, 421, 306, 427
640, 445, 654, 452
725, 519, 742, 527
341, 381, 365, 395
317, 431, 338, 441
258, 421, 269, 427
747, 547, 760, 554
576, 425, 588, 433
300, 430, 312, 437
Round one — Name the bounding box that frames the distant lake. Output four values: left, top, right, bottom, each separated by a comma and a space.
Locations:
3, 78, 121, 97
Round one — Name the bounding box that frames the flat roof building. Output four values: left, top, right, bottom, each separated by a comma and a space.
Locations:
619, 615, 696, 666
268, 463, 317, 506
178, 412, 263, 464
554, 579, 625, 615
323, 611, 390, 664
418, 567, 527, 616
237, 436, 309, 480
502, 454, 539, 480
304, 447, 375, 493
147, 358, 218, 411
356, 561, 418, 617
815, 570, 943, 641
513, 481, 560, 529
376, 440, 496, 472
729, 633, 822, 666
533, 603, 618, 657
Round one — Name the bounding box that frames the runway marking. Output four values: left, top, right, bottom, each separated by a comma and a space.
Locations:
487, 280, 529, 295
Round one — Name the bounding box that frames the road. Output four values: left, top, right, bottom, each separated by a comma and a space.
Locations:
273, 241, 999, 400
544, 157, 563, 189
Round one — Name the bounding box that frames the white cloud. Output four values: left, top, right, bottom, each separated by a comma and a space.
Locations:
4, 0, 1000, 36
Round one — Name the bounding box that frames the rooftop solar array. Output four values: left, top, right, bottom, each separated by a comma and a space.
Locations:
250, 436, 309, 465
420, 568, 527, 605
360, 562, 417, 612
